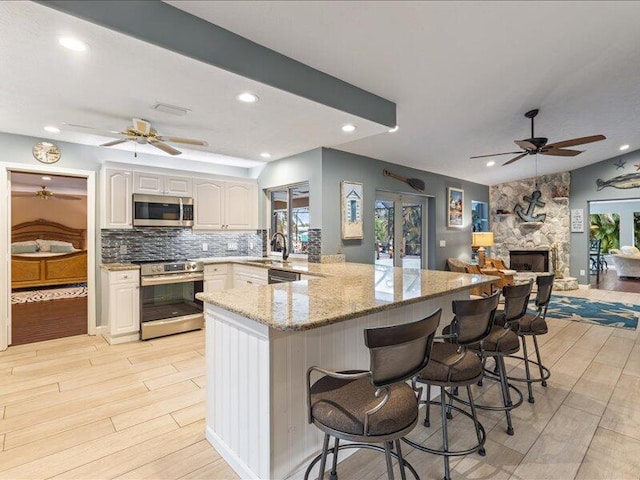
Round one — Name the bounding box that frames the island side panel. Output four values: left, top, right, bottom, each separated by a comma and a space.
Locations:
270, 293, 464, 480
205, 305, 271, 480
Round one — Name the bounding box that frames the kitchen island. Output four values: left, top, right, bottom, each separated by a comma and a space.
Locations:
197, 263, 495, 480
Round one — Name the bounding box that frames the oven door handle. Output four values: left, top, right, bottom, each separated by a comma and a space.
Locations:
140, 273, 204, 286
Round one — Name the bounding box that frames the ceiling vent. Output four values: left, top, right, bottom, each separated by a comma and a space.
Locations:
152, 102, 190, 116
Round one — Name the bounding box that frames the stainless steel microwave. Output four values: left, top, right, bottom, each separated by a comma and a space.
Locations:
133, 194, 194, 227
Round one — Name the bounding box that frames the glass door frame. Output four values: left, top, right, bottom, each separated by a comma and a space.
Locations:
375, 190, 429, 269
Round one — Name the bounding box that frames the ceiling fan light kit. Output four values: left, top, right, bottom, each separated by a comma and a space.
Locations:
471, 108, 606, 166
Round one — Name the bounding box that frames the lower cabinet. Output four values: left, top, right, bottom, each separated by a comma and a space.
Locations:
101, 268, 140, 344
232, 265, 268, 289
204, 264, 230, 292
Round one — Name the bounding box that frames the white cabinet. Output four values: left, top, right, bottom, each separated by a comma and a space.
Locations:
232, 264, 268, 289
102, 168, 133, 229
204, 264, 230, 292
133, 172, 192, 196
101, 268, 140, 344
193, 180, 257, 231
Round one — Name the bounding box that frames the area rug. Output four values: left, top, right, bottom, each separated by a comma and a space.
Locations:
543, 296, 639, 330
11, 284, 88, 304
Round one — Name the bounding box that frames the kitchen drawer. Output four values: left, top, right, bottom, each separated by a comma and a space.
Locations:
204, 264, 229, 277
108, 270, 140, 285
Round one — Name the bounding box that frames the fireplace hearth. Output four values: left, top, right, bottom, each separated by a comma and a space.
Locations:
510, 250, 549, 272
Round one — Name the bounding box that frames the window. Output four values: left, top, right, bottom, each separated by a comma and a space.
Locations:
270, 183, 310, 255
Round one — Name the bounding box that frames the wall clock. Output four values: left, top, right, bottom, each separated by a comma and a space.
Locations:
32, 142, 61, 164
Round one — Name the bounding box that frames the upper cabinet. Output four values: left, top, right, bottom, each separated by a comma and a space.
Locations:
102, 168, 132, 229
194, 180, 257, 231
133, 172, 192, 196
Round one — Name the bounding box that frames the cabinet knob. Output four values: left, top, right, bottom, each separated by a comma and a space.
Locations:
123, 275, 128, 279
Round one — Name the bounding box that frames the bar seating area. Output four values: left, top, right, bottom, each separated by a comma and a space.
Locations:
306, 274, 556, 480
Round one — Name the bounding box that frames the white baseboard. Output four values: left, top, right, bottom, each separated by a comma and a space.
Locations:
206, 426, 260, 480
93, 325, 107, 335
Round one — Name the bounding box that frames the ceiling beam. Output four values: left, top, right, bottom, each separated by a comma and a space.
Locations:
38, 0, 396, 127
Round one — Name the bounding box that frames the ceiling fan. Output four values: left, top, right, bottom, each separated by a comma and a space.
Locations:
13, 186, 81, 201
471, 109, 606, 166
65, 118, 207, 156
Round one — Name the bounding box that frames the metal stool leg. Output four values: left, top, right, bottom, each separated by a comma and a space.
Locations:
329, 438, 339, 480
466, 385, 486, 456
317, 433, 331, 480
521, 336, 535, 403
440, 392, 451, 480
395, 439, 407, 480
424, 384, 431, 427
446, 387, 455, 420
384, 441, 395, 480
533, 335, 547, 387
496, 355, 515, 435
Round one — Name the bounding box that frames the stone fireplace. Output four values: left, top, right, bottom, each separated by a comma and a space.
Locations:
510, 250, 549, 272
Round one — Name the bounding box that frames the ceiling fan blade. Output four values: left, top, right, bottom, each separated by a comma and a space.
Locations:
502, 153, 528, 166
541, 148, 583, 157
62, 123, 123, 136
133, 118, 151, 136
157, 136, 208, 146
11, 192, 35, 197
470, 151, 524, 159
149, 140, 181, 155
545, 135, 606, 150
52, 194, 82, 200
100, 139, 129, 147
515, 140, 537, 150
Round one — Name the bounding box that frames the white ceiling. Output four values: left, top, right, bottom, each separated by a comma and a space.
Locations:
11, 171, 87, 195
169, 1, 640, 185
0, 2, 388, 169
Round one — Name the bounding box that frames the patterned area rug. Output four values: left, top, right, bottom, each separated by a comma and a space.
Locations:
11, 284, 88, 304
544, 296, 640, 330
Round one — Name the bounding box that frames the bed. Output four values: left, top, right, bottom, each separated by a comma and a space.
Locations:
11, 219, 88, 289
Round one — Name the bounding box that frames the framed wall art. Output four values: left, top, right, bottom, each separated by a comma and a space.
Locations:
447, 187, 464, 227
341, 181, 363, 239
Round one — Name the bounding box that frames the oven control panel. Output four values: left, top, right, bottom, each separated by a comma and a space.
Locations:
140, 261, 203, 276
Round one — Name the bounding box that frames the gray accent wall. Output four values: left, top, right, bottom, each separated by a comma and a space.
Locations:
570, 149, 640, 281
320, 149, 489, 269
41, 1, 396, 128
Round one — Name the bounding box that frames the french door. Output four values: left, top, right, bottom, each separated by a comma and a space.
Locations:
374, 192, 427, 269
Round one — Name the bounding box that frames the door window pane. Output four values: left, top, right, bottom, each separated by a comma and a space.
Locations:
375, 200, 394, 266
269, 183, 309, 255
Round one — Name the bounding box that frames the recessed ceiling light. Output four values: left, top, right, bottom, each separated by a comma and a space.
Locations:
41, 176, 52, 181
237, 92, 258, 103
43, 126, 60, 133
342, 124, 356, 133
58, 36, 88, 52
388, 125, 399, 133
260, 152, 271, 159
486, 160, 496, 167
620, 144, 630, 151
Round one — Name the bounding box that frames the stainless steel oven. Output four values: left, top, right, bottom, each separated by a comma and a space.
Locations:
133, 194, 194, 227
138, 260, 204, 340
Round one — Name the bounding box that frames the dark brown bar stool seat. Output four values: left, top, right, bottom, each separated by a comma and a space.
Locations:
305, 309, 442, 480
404, 293, 500, 480
458, 281, 533, 436
498, 274, 554, 403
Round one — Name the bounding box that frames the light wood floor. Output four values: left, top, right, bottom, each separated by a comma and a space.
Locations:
0, 288, 638, 480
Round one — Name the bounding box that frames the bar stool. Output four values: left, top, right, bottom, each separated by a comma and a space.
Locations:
464, 282, 531, 436
404, 293, 500, 480
503, 274, 554, 403
305, 309, 441, 480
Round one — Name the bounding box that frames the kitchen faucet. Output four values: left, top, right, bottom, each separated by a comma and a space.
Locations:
270, 232, 289, 261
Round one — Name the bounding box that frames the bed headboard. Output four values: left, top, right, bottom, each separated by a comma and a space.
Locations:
12, 219, 86, 249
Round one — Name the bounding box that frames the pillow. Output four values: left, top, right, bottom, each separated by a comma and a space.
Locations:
11, 244, 38, 254
36, 239, 74, 252
12, 240, 38, 247
50, 244, 75, 253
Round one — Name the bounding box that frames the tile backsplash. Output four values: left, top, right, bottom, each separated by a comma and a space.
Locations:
102, 228, 265, 263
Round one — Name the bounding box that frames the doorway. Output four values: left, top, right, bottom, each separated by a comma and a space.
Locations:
0, 163, 96, 351
374, 192, 427, 269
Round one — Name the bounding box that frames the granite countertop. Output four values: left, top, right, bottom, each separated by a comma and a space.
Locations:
101, 263, 140, 271
196, 263, 497, 332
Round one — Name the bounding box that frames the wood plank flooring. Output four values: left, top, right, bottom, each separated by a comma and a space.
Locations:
0, 288, 638, 479
590, 267, 640, 293
11, 296, 88, 345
